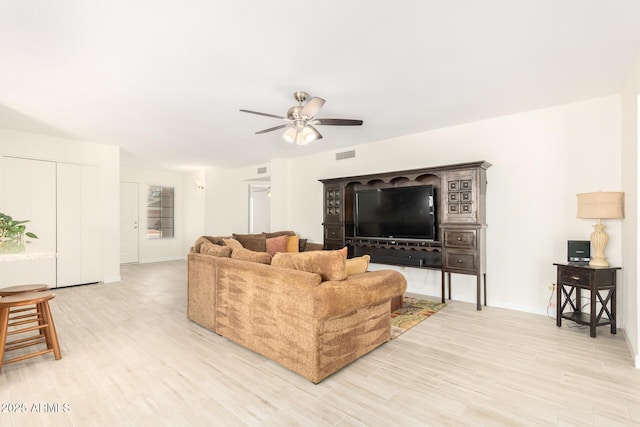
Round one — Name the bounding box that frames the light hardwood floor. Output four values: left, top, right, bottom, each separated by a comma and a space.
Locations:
1, 260, 639, 426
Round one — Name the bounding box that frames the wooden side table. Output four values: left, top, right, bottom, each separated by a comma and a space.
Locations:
554, 263, 620, 338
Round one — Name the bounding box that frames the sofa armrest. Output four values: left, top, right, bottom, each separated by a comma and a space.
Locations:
187, 252, 219, 331
313, 270, 407, 319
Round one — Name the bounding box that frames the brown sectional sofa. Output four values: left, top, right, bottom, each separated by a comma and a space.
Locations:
187, 233, 407, 383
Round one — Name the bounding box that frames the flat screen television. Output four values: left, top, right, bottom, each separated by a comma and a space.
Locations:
354, 185, 436, 240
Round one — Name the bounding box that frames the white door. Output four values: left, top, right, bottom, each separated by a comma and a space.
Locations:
248, 184, 270, 233
120, 182, 139, 264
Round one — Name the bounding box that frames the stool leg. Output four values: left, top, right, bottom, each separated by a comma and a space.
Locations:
0, 307, 10, 373
40, 301, 61, 360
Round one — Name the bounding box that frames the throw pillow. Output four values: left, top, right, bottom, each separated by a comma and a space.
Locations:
266, 235, 287, 256
231, 247, 272, 264
200, 241, 232, 258
345, 255, 370, 276
298, 238, 308, 252
222, 238, 243, 251
272, 250, 347, 281
285, 235, 300, 253
232, 233, 267, 252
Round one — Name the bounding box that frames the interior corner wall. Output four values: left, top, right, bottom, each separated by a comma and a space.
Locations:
621, 51, 640, 367
203, 166, 249, 236
284, 95, 623, 316
120, 167, 186, 263
0, 128, 120, 283
183, 169, 206, 254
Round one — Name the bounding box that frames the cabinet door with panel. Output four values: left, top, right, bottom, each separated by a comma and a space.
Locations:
0, 157, 57, 287
57, 163, 103, 287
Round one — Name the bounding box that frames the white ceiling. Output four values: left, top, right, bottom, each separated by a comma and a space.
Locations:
1, 1, 640, 170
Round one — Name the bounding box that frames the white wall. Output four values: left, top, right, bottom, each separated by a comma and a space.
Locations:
622, 51, 640, 367
204, 96, 623, 317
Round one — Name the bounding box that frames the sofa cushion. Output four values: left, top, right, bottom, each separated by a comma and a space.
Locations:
286, 235, 300, 253
222, 238, 243, 251
272, 250, 347, 281
266, 235, 287, 256
231, 247, 272, 264
201, 241, 232, 257
194, 236, 227, 253
232, 233, 267, 252
263, 230, 296, 238
346, 255, 370, 276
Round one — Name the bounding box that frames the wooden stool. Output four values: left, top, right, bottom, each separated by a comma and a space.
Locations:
0, 284, 49, 297
0, 291, 61, 373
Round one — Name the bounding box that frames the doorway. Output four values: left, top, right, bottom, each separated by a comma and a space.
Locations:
120, 181, 139, 264
248, 184, 271, 233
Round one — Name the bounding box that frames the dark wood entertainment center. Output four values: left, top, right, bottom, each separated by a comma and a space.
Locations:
320, 160, 491, 310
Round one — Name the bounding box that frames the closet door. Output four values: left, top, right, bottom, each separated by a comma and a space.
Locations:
0, 157, 57, 286
57, 163, 102, 287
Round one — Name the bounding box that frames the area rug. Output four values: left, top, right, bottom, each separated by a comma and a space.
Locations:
390, 297, 446, 339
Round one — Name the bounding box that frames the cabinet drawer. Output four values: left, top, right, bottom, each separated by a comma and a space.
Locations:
324, 226, 344, 241
559, 268, 590, 286
444, 251, 477, 272
443, 229, 476, 249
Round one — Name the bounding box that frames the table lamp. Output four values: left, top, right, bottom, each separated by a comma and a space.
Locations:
576, 191, 624, 267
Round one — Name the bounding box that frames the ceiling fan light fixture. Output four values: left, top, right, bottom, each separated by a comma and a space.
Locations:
300, 126, 321, 144
283, 127, 298, 143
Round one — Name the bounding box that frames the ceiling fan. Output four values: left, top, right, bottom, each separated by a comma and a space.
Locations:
240, 91, 363, 145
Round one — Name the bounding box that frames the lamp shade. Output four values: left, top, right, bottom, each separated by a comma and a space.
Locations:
576, 192, 624, 219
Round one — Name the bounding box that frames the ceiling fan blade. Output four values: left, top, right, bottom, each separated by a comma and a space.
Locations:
307, 125, 323, 141
313, 118, 363, 126
255, 123, 292, 134
300, 97, 325, 119
239, 109, 286, 120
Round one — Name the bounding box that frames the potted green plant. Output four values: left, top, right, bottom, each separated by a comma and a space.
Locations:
0, 211, 38, 243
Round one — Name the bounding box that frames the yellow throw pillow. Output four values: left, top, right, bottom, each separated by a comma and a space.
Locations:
345, 255, 370, 276
286, 235, 300, 253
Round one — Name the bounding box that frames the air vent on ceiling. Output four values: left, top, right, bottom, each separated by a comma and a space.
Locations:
257, 167, 267, 174
336, 150, 356, 161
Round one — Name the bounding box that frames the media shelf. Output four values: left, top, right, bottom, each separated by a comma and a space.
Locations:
347, 237, 441, 249
321, 161, 491, 310
347, 237, 442, 268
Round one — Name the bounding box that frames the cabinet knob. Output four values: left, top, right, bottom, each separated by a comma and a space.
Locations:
457, 237, 462, 241
571, 275, 580, 281
457, 259, 463, 263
